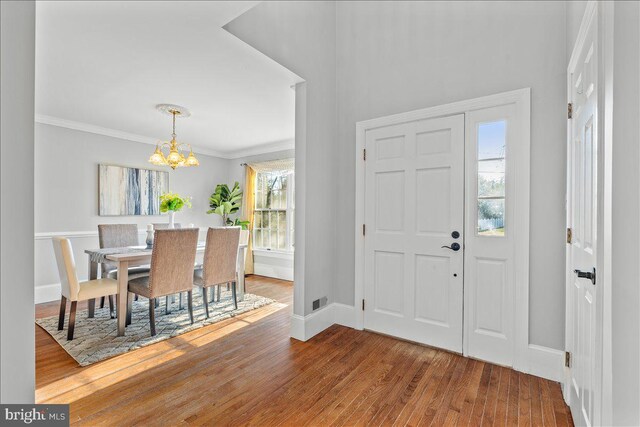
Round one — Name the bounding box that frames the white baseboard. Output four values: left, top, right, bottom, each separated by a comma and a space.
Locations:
333, 303, 357, 328
526, 344, 564, 382
289, 302, 358, 341
35, 283, 61, 304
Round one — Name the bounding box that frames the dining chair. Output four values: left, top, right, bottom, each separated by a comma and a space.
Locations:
52, 237, 118, 340
98, 224, 151, 316
126, 229, 199, 336
194, 227, 240, 318
152, 223, 182, 230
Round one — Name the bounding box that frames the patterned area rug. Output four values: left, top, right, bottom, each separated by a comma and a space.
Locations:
36, 290, 275, 366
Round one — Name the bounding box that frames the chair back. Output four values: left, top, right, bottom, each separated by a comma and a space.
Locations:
201, 227, 240, 287
98, 224, 140, 275
98, 224, 139, 248
52, 237, 80, 300
152, 223, 182, 230
147, 229, 199, 297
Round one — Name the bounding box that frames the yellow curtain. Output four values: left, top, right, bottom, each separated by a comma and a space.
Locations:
242, 165, 256, 275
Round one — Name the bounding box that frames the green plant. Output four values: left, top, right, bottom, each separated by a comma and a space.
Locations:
160, 192, 192, 213
207, 182, 243, 225
233, 218, 250, 230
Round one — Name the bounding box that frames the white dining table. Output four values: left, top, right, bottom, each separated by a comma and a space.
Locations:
85, 242, 247, 336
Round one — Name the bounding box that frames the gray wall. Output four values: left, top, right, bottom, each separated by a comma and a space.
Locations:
1, 0, 36, 403
611, 2, 640, 424
34, 123, 229, 300
226, 1, 337, 316
334, 0, 567, 350
35, 123, 229, 233
229, 1, 568, 349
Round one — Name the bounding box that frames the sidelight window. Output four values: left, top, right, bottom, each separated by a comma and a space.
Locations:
477, 120, 506, 236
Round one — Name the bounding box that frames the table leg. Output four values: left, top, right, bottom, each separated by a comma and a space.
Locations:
237, 247, 246, 299
88, 259, 98, 318
116, 261, 129, 336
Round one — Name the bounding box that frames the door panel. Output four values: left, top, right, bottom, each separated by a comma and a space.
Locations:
464, 104, 518, 367
567, 9, 598, 427
364, 114, 464, 353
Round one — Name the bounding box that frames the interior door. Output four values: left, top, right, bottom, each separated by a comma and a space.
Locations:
567, 8, 598, 427
363, 114, 464, 353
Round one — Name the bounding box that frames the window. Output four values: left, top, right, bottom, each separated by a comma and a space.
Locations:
477, 120, 506, 236
253, 169, 295, 251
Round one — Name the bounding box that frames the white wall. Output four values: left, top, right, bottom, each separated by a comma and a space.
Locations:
227, 1, 568, 349
34, 123, 229, 302
227, 149, 295, 281
333, 1, 567, 350
1, 0, 36, 403
226, 2, 337, 316
611, 2, 640, 424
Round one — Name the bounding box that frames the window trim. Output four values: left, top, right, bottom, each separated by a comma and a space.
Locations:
253, 170, 295, 252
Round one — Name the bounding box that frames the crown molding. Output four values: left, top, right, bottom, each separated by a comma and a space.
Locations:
224, 139, 295, 159
35, 114, 294, 160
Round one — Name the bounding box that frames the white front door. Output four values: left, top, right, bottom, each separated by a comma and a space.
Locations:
363, 114, 464, 353
567, 7, 598, 427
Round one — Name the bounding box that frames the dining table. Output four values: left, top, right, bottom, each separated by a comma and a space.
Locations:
85, 241, 248, 336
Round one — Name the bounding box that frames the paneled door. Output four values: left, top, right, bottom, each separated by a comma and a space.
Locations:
566, 5, 598, 426
363, 114, 464, 353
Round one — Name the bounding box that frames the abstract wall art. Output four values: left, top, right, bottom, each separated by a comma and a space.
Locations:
98, 164, 169, 216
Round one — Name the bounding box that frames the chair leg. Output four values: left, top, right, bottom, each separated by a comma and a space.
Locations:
135, 294, 139, 301
108, 295, 115, 319
187, 290, 194, 324
179, 292, 183, 310
88, 298, 95, 318
99, 296, 105, 309
155, 298, 159, 308
67, 301, 77, 340
57, 296, 67, 330
148, 299, 156, 336
217, 284, 221, 302
126, 292, 133, 326
165, 295, 171, 315
227, 283, 230, 291
202, 287, 209, 319
231, 281, 238, 310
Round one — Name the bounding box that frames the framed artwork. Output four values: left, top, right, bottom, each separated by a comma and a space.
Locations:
98, 164, 169, 216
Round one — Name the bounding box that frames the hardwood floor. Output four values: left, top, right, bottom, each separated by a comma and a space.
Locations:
36, 275, 572, 426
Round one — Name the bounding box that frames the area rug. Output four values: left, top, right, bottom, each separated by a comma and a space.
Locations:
36, 290, 275, 366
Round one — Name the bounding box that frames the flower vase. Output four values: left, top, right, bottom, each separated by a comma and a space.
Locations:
145, 224, 154, 249
169, 211, 176, 229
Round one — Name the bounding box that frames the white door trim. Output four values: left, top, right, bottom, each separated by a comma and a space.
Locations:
564, 1, 613, 425
354, 88, 531, 371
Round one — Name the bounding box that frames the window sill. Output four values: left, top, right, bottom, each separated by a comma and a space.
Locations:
252, 249, 294, 260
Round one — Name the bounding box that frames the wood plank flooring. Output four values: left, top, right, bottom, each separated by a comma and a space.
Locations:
36, 275, 572, 426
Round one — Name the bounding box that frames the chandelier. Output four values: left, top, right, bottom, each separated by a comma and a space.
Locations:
149, 104, 199, 170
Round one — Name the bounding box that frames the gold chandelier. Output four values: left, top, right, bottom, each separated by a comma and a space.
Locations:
149, 105, 199, 170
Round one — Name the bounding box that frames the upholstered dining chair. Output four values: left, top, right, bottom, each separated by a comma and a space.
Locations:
52, 237, 118, 340
98, 224, 151, 315
126, 229, 199, 336
194, 227, 241, 318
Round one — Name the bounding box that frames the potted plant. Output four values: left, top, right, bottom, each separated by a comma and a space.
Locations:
207, 182, 249, 229
160, 192, 192, 228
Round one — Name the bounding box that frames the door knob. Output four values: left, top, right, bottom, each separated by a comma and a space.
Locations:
574, 267, 596, 285
441, 242, 461, 251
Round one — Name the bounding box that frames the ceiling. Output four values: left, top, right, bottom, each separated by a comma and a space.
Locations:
35, 1, 299, 158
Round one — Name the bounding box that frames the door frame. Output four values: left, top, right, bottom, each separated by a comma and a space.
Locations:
564, 1, 613, 425
354, 88, 531, 371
